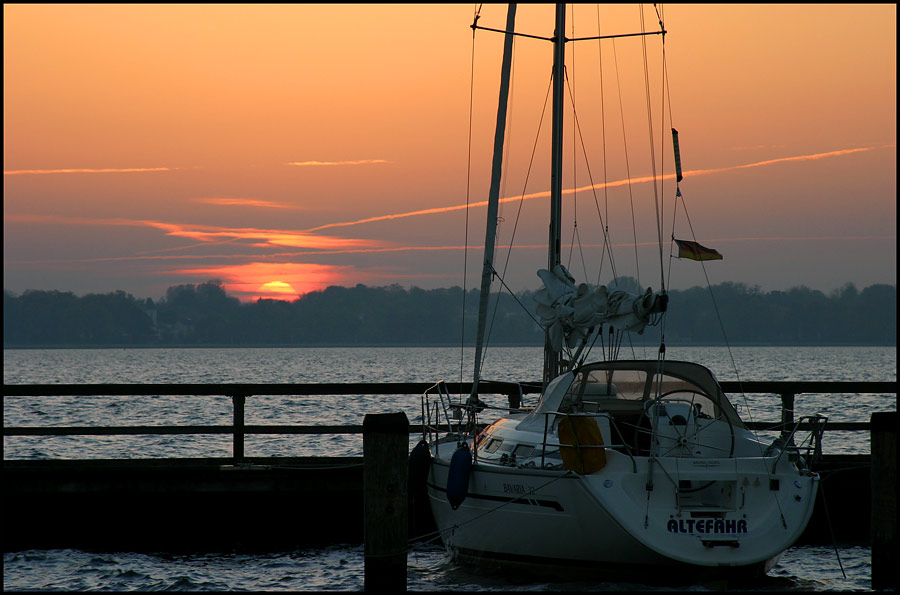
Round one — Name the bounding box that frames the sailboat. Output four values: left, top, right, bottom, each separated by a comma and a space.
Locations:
416, 3, 822, 578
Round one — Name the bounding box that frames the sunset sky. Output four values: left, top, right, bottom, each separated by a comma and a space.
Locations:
4, 4, 896, 302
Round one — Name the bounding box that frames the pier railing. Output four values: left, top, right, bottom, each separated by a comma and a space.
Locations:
3, 381, 896, 463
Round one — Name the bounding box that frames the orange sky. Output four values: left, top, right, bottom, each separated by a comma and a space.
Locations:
4, 4, 896, 301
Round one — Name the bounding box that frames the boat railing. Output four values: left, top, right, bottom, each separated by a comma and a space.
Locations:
771, 413, 829, 472
422, 381, 460, 459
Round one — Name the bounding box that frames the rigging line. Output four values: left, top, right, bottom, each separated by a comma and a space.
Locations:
658, 20, 667, 298
576, 324, 603, 368
677, 193, 763, 452
639, 6, 666, 293
660, 4, 679, 300
563, 70, 618, 285
500, 36, 517, 217
658, 5, 675, 137
473, 2, 515, 396
595, 5, 611, 287
599, 324, 607, 361
656, 5, 671, 347
664, 178, 681, 291
611, 37, 640, 289
476, 74, 552, 383
461, 9, 480, 396
480, 34, 518, 381
479, 269, 542, 379
431, 471, 576, 537
566, 6, 582, 277
498, 74, 553, 279
819, 481, 848, 579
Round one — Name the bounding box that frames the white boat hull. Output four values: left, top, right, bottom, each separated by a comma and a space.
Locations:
427, 450, 817, 572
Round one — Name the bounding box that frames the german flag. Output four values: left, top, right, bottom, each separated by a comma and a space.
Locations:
675, 239, 723, 261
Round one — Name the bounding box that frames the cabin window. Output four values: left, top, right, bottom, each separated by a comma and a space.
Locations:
513, 444, 535, 458
580, 369, 649, 400
483, 438, 503, 453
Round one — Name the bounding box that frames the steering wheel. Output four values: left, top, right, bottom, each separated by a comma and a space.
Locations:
635, 390, 734, 458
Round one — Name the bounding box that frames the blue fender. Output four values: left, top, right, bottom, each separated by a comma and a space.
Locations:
446, 443, 472, 510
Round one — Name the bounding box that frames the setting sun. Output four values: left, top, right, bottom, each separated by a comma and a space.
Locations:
259, 281, 296, 294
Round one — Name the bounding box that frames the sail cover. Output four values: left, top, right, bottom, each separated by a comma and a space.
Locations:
534, 265, 667, 352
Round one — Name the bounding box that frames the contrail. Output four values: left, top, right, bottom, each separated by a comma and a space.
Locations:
304, 145, 886, 232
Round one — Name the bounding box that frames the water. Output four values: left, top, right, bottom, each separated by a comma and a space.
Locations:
3, 345, 895, 591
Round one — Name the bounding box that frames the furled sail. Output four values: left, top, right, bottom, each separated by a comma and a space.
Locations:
534, 265, 668, 352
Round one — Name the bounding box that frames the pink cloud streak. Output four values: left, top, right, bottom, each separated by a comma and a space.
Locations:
4, 167, 175, 175
190, 198, 302, 209
3, 214, 380, 251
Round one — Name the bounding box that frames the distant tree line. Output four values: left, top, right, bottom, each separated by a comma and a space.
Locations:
3, 279, 896, 347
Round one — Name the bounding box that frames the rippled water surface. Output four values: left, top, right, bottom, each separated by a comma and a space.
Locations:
3, 346, 895, 591
2, 544, 875, 592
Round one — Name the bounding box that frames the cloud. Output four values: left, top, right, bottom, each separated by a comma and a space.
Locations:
145, 222, 377, 250
286, 159, 389, 167
190, 198, 302, 209
4, 167, 175, 175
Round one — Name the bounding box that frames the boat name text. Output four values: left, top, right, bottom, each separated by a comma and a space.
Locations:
502, 483, 534, 495
667, 518, 747, 534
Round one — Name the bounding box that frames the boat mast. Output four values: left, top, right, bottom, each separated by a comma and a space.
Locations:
543, 3, 566, 386
470, 3, 517, 403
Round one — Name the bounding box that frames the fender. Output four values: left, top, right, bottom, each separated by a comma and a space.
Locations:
446, 443, 473, 510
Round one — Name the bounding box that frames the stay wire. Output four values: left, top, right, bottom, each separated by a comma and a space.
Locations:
563, 71, 618, 285
567, 6, 579, 275
479, 33, 517, 384
649, 2, 764, 454
478, 69, 553, 383
486, 74, 554, 346
610, 37, 640, 289
639, 6, 665, 293
595, 5, 612, 285
818, 481, 848, 579
460, 5, 481, 396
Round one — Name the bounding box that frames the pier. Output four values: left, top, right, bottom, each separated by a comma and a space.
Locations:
3, 381, 896, 553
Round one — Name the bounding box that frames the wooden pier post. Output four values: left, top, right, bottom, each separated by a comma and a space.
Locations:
363, 412, 409, 592
871, 411, 897, 591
